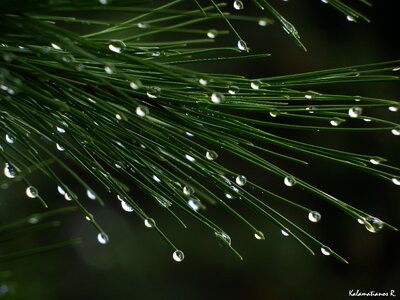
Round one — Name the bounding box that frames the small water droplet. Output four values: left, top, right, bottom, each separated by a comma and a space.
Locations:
136, 105, 149, 117
121, 201, 134, 212
56, 143, 65, 151
364, 216, 383, 233
108, 39, 126, 53
391, 126, 400, 136
206, 150, 218, 160
28, 216, 40, 224
56, 127, 66, 133
281, 229, 289, 236
51, 43, 61, 50
346, 15, 355, 22
392, 177, 400, 185
392, 66, 400, 71
152, 175, 161, 183
228, 85, 239, 95
172, 250, 184, 262
237, 40, 248, 51
215, 231, 231, 246
188, 198, 201, 211
305, 94, 313, 100
348, 106, 362, 118
57, 185, 66, 195
250, 80, 262, 90
388, 105, 399, 112
233, 0, 244, 10
26, 186, 39, 198
207, 29, 218, 39
184, 132, 194, 138
64, 193, 72, 201
4, 163, 16, 178
129, 79, 142, 90
199, 78, 208, 86
369, 157, 386, 165
269, 109, 280, 118
308, 211, 322, 223
357, 217, 365, 224
183, 185, 194, 196
330, 117, 344, 127
86, 189, 96, 200
144, 218, 156, 228
254, 231, 265, 240
184, 154, 196, 162
5, 133, 15, 144
258, 19, 268, 27
284, 176, 296, 187
137, 22, 149, 29
104, 64, 115, 74
235, 175, 247, 186
211, 92, 224, 104
97, 232, 109, 244
146, 86, 161, 99
320, 246, 332, 256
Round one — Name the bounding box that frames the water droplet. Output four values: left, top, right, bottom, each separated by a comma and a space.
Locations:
26, 186, 39, 198
284, 176, 296, 187
183, 185, 194, 196
269, 109, 280, 118
320, 246, 332, 256
86, 189, 96, 200
146, 86, 161, 99
346, 15, 355, 22
321, 0, 328, 4
97, 232, 109, 244
104, 64, 115, 74
28, 216, 40, 224
56, 143, 65, 151
188, 198, 201, 211
144, 218, 156, 228
363, 118, 371, 122
215, 231, 231, 246
392, 177, 400, 185
184, 132, 194, 138
4, 163, 16, 178
206, 150, 218, 160
56, 127, 65, 133
392, 66, 400, 71
254, 231, 265, 240
281, 229, 289, 236
250, 80, 262, 90
391, 126, 400, 136
305, 94, 313, 100
357, 217, 365, 224
136, 105, 149, 117
228, 85, 239, 95
211, 92, 224, 104
172, 250, 184, 262
199, 78, 208, 86
51, 43, 61, 50
348, 106, 362, 118
235, 175, 247, 186
388, 105, 399, 112
108, 39, 126, 53
184, 154, 196, 162
308, 211, 322, 223
364, 216, 383, 233
233, 0, 244, 10
129, 79, 142, 90
121, 201, 134, 212
64, 193, 72, 201
152, 175, 161, 183
5, 133, 15, 144
57, 185, 66, 195
330, 117, 344, 127
237, 40, 248, 51
207, 29, 218, 39
369, 157, 386, 165
258, 19, 268, 27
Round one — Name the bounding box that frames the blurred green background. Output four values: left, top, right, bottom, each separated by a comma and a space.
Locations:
1, 1, 399, 299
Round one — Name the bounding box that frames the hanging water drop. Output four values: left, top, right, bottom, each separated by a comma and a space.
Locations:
215, 231, 231, 246
4, 163, 16, 178
144, 218, 156, 228
281, 229, 289, 237
320, 246, 332, 256
308, 211, 322, 223
269, 109, 280, 118
129, 79, 142, 90
348, 106, 362, 118
284, 176, 296, 187
391, 126, 400, 136
364, 216, 383, 233
184, 154, 196, 162
64, 193, 72, 201
250, 80, 262, 90
237, 40, 248, 51
183, 185, 194, 196
57, 185, 66, 196
258, 19, 268, 27
108, 39, 126, 53
391, 177, 400, 185
233, 0, 244, 10
254, 231, 265, 240
104, 64, 115, 74
5, 133, 15, 144
357, 217, 365, 224
121, 201, 134, 212
56, 127, 66, 133
346, 15, 355, 22
211, 92, 224, 104
97, 232, 109, 244
206, 150, 218, 160
26, 186, 39, 198
136, 105, 149, 117
146, 86, 161, 99
56, 143, 65, 151
369, 157, 386, 165
199, 78, 208, 86
235, 175, 247, 186
388, 105, 399, 112
172, 250, 184, 262
86, 189, 96, 200
207, 29, 218, 39
228, 85, 239, 95
51, 43, 61, 50
188, 198, 201, 211
330, 117, 344, 127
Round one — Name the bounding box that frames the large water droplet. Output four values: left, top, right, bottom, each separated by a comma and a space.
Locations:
250, 80, 262, 90
211, 92, 224, 104
308, 211, 321, 223
108, 39, 126, 53
237, 40, 248, 51
206, 150, 218, 160
97, 232, 109, 244
391, 177, 400, 185
121, 201, 134, 212
146, 86, 161, 99
233, 0, 244, 10
144, 218, 156, 228
320, 246, 332, 256
26, 186, 39, 198
364, 216, 383, 233
4, 163, 16, 178
235, 175, 247, 186
391, 126, 400, 136
172, 250, 184, 262
348, 106, 362, 118
5, 133, 15, 144
183, 185, 194, 196
86, 189, 96, 200
207, 29, 218, 39
136, 105, 149, 117
215, 231, 231, 246
284, 176, 296, 187
388, 105, 399, 112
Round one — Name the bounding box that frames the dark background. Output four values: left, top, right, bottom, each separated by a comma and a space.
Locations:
1, 1, 399, 299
